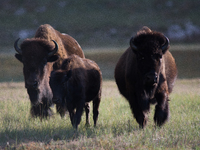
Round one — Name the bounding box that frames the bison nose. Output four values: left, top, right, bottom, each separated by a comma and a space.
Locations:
145, 72, 158, 85
33, 81, 38, 88
25, 81, 39, 89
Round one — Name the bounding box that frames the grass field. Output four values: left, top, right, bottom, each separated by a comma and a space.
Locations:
0, 45, 200, 149
0, 79, 199, 149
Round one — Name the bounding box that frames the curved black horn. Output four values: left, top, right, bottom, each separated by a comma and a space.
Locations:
130, 37, 138, 51
14, 38, 22, 55
161, 35, 170, 52
48, 40, 58, 57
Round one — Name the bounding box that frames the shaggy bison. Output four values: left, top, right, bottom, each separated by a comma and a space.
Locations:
14, 24, 85, 119
49, 55, 102, 129
114, 27, 177, 128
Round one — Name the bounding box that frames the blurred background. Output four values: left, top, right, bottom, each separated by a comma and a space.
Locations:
0, 0, 200, 82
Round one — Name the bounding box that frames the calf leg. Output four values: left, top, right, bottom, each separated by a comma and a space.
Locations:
154, 92, 169, 127
93, 91, 101, 127
67, 103, 75, 127
85, 103, 90, 126
73, 101, 84, 129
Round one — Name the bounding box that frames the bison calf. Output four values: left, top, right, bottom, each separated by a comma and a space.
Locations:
50, 55, 102, 129
115, 27, 177, 128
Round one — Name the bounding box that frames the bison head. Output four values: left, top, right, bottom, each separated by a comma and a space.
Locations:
14, 38, 59, 104
49, 70, 72, 104
130, 27, 169, 98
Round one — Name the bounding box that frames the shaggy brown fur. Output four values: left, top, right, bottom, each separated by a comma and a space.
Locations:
114, 27, 177, 128
14, 24, 85, 119
50, 55, 102, 129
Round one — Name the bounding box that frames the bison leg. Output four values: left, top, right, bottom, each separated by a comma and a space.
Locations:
92, 91, 101, 127
154, 92, 169, 127
129, 100, 148, 128
67, 103, 76, 127
73, 101, 84, 129
84, 103, 90, 127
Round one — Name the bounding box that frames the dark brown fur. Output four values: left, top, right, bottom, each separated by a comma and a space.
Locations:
14, 24, 85, 119
114, 27, 177, 128
50, 55, 102, 129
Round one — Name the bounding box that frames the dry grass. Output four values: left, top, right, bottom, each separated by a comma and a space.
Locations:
0, 79, 199, 149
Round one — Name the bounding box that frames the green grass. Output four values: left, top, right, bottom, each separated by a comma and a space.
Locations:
0, 45, 200, 149
0, 79, 199, 149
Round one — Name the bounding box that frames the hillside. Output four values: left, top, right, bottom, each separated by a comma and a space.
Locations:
1, 0, 200, 49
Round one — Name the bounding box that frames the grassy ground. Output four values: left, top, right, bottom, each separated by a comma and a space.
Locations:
0, 79, 199, 149
0, 45, 199, 149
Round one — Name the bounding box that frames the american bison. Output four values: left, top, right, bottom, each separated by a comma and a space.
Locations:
49, 54, 102, 129
14, 24, 85, 119
114, 27, 177, 128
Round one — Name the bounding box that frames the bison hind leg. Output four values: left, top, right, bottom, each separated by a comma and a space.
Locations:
92, 92, 101, 127
84, 103, 90, 127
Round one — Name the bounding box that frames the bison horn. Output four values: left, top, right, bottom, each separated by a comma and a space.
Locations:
14, 38, 22, 55
48, 40, 58, 57
161, 35, 170, 52
130, 37, 138, 51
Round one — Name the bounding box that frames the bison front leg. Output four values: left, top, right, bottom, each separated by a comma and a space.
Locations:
73, 101, 84, 129
154, 91, 169, 127
128, 99, 148, 128
67, 103, 75, 127
128, 89, 150, 128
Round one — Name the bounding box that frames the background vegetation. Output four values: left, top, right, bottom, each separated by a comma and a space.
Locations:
0, 0, 200, 48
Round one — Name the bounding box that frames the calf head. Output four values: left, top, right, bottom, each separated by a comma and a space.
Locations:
14, 38, 59, 104
49, 70, 72, 104
130, 27, 169, 98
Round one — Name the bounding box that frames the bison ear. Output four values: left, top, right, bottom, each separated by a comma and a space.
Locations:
15, 54, 23, 63
47, 55, 59, 62
130, 37, 138, 54
64, 70, 72, 82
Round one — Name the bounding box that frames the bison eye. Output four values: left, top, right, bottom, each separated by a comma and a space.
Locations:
138, 54, 145, 60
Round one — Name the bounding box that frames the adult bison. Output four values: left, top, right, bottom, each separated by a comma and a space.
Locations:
14, 24, 85, 119
49, 55, 102, 129
114, 27, 177, 128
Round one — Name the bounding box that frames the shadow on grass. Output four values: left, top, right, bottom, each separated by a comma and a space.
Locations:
0, 116, 140, 148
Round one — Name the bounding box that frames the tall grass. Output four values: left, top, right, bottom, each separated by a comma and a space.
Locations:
0, 79, 199, 149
